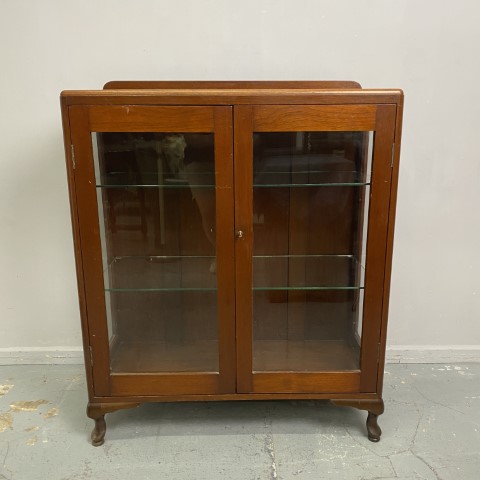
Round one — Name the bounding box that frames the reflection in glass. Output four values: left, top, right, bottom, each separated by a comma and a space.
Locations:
92, 132, 218, 373
252, 131, 372, 372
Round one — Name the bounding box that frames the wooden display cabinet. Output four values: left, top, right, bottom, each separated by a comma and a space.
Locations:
60, 81, 403, 445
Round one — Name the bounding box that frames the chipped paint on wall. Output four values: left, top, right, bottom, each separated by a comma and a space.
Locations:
0, 384, 14, 397
44, 407, 59, 419
25, 426, 40, 433
0, 412, 13, 432
9, 400, 48, 412
26, 435, 37, 446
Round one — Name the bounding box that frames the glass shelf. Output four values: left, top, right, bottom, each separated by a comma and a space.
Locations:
253, 170, 370, 188
253, 340, 360, 372
103, 255, 217, 292
111, 339, 219, 373
253, 150, 371, 187
96, 172, 215, 188
253, 254, 365, 290
102, 254, 364, 292
96, 184, 215, 189
254, 183, 369, 188
253, 286, 362, 291
96, 170, 369, 188
106, 287, 217, 292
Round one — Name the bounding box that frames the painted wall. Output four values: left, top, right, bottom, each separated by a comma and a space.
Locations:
1, 0, 479, 352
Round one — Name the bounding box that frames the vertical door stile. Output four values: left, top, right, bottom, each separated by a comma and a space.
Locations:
234, 106, 254, 392
214, 106, 236, 392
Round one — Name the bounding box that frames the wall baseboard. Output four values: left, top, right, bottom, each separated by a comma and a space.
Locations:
385, 346, 480, 364
1, 346, 480, 366
0, 347, 84, 365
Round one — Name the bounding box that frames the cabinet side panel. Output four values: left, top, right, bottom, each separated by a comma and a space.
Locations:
377, 99, 404, 394
61, 100, 95, 400
69, 106, 111, 396
360, 104, 397, 392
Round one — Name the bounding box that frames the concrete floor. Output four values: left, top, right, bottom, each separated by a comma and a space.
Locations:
0, 364, 479, 480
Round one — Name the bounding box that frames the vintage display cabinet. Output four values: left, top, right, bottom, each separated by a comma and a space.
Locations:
60, 81, 403, 445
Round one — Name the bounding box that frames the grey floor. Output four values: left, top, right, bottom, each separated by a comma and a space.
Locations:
0, 364, 479, 480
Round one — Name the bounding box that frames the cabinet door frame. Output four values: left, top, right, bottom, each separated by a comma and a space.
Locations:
68, 105, 236, 396
234, 103, 397, 394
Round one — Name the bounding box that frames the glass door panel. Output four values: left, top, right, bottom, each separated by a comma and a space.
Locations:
93, 132, 219, 373
70, 104, 235, 395
252, 131, 372, 372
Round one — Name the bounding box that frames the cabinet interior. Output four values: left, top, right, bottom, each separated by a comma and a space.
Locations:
93, 130, 371, 374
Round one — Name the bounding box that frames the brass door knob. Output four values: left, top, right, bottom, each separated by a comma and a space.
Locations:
235, 230, 244, 239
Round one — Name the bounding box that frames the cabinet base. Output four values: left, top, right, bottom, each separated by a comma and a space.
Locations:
86, 397, 384, 445
331, 399, 384, 442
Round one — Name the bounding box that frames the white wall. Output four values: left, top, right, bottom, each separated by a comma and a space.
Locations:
1, 0, 479, 354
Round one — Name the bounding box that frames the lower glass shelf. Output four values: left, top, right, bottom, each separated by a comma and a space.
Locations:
103, 254, 364, 292
109, 339, 360, 373
104, 255, 217, 291
110, 338, 219, 373
253, 254, 365, 290
253, 339, 360, 372
106, 287, 217, 292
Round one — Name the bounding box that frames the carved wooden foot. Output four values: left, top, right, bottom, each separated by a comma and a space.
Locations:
366, 412, 381, 442
331, 399, 384, 442
86, 402, 140, 447
90, 414, 106, 447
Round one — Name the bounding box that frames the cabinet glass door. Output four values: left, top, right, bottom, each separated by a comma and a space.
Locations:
69, 106, 235, 396
235, 105, 396, 394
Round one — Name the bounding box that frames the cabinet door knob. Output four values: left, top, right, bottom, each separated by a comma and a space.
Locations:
235, 230, 244, 239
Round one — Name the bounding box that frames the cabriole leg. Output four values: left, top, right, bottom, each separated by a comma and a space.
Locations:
331, 399, 384, 442
86, 402, 140, 447
366, 411, 382, 442
90, 414, 106, 446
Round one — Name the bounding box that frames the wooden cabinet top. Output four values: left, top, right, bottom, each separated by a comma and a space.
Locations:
61, 81, 403, 106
